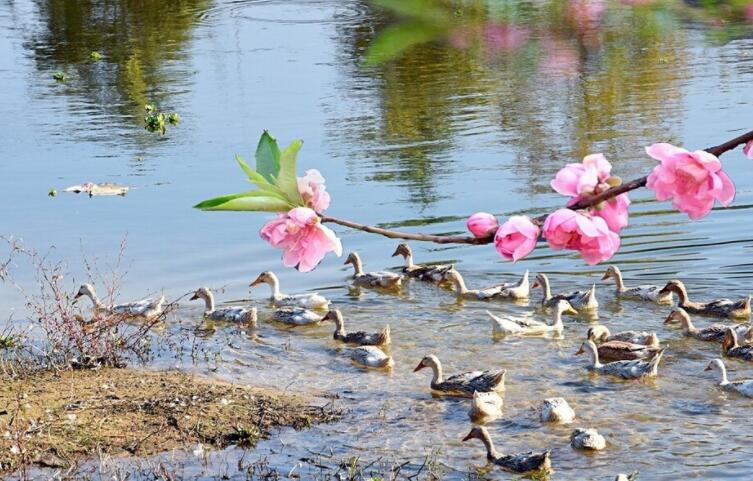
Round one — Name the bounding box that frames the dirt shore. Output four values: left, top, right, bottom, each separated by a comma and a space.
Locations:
0, 368, 340, 474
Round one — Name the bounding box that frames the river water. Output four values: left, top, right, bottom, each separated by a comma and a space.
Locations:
2, 1, 753, 479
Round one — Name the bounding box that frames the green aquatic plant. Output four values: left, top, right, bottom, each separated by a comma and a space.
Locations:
52, 71, 67, 82
143, 104, 180, 135
89, 51, 102, 61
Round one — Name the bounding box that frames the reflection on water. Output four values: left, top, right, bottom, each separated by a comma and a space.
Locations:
2, 0, 753, 479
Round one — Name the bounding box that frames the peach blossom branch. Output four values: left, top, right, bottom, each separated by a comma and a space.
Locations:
321, 128, 753, 245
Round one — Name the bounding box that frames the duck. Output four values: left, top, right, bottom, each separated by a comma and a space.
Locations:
601, 265, 672, 304
322, 309, 390, 346
532, 273, 598, 310
540, 398, 575, 424
483, 270, 530, 300
74, 284, 165, 320
576, 340, 665, 379
615, 473, 639, 481
487, 300, 576, 336
722, 328, 753, 361
705, 358, 753, 397
468, 391, 504, 423
570, 428, 606, 451
586, 328, 662, 361
250, 271, 329, 310
658, 279, 751, 319
190, 287, 257, 325
587, 325, 659, 347
462, 426, 551, 473
391, 243, 453, 283
348, 346, 394, 368
442, 269, 526, 301
344, 252, 402, 289
270, 307, 323, 326
413, 355, 505, 397
664, 308, 752, 343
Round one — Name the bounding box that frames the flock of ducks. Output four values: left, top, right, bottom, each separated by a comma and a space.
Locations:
72, 242, 753, 479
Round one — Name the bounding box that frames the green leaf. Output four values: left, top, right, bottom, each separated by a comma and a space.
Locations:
235, 154, 290, 200
194, 191, 292, 212
372, 0, 452, 23
276, 139, 304, 205
255, 131, 281, 182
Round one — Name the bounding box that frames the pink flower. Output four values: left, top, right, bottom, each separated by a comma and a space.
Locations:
543, 209, 620, 265
260, 207, 342, 272
645, 143, 735, 220
593, 193, 631, 232
744, 140, 753, 159
551, 154, 612, 197
297, 169, 331, 212
467, 212, 499, 238
494, 216, 539, 262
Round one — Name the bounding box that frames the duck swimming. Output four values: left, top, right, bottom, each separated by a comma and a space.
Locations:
190, 287, 257, 325
705, 358, 753, 397
587, 326, 659, 347
722, 328, 753, 361
487, 299, 576, 336
462, 426, 551, 474
601, 265, 672, 304
659, 279, 751, 319
576, 340, 665, 379
586, 328, 662, 361
413, 355, 505, 397
75, 284, 165, 320
250, 271, 330, 310
532, 273, 598, 310
322, 309, 390, 346
468, 391, 504, 423
540, 398, 575, 424
391, 243, 453, 283
442, 269, 528, 301
349, 346, 394, 368
570, 428, 606, 451
270, 307, 323, 326
344, 252, 402, 289
664, 308, 752, 343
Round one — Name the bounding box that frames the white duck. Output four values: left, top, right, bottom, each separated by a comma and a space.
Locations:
468, 391, 504, 423
540, 398, 575, 424
250, 271, 329, 310
570, 428, 606, 451
271, 307, 323, 326
190, 287, 257, 325
705, 358, 753, 398
576, 340, 665, 379
74, 284, 165, 320
344, 252, 402, 289
601, 265, 672, 304
349, 346, 394, 368
483, 270, 530, 300
487, 300, 577, 336
532, 273, 598, 310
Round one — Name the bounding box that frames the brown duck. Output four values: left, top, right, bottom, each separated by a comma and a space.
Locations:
659, 280, 751, 319
587, 329, 662, 361
462, 426, 551, 473
722, 328, 753, 361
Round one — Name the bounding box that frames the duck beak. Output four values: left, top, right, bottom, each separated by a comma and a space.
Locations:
391, 248, 401, 257
704, 365, 712, 372
575, 346, 584, 356
566, 307, 578, 315
461, 431, 474, 442
531, 280, 540, 289
600, 273, 610, 281
662, 313, 674, 324
343, 258, 350, 265
249, 276, 263, 288
189, 294, 198, 301
413, 362, 425, 372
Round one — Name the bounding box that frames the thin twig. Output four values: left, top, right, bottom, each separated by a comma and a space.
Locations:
321, 128, 753, 245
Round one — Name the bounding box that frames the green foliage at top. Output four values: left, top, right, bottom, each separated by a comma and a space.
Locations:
143, 104, 180, 135
194, 131, 306, 212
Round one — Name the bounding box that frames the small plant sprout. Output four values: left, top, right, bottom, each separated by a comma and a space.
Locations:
143, 104, 180, 135
52, 71, 67, 82
89, 51, 102, 61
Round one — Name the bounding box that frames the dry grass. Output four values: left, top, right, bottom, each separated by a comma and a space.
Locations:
0, 368, 340, 476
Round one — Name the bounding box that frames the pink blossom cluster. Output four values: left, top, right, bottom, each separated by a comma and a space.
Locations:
260, 171, 341, 272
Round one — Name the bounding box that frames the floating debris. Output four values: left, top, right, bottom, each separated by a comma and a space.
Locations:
52, 71, 67, 82
63, 182, 130, 197
48, 188, 57, 197
89, 51, 102, 61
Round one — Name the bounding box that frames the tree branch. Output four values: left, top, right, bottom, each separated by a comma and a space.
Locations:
321, 128, 753, 245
